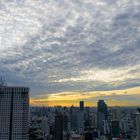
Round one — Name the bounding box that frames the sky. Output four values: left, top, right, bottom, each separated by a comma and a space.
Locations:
0, 0, 140, 106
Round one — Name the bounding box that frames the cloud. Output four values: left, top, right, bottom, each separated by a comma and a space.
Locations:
0, 0, 140, 100
30, 87, 140, 106
53, 65, 140, 83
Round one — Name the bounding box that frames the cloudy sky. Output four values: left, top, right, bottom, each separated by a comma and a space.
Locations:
0, 0, 140, 106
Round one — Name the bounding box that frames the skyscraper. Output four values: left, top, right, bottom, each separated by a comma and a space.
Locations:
97, 112, 105, 133
70, 106, 78, 131
77, 111, 85, 134
55, 113, 68, 140
136, 109, 140, 140
80, 101, 84, 111
102, 120, 110, 135
97, 100, 107, 133
0, 86, 29, 140
97, 100, 107, 119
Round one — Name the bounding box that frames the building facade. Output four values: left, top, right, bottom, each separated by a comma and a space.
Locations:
97, 100, 107, 120
55, 113, 68, 140
136, 109, 140, 140
97, 100, 108, 133
0, 86, 29, 140
79, 101, 84, 111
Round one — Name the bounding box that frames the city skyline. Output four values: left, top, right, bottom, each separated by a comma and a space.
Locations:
0, 84, 139, 139
0, 0, 140, 106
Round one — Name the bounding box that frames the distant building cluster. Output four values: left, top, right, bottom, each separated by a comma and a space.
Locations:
0, 85, 140, 140
30, 100, 140, 140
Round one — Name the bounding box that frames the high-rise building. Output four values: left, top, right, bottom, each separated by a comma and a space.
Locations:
40, 117, 49, 140
80, 101, 84, 111
97, 100, 107, 133
120, 119, 129, 134
136, 109, 140, 140
0, 86, 29, 140
111, 120, 120, 137
97, 100, 107, 119
77, 112, 85, 134
102, 120, 110, 135
70, 105, 85, 133
55, 113, 68, 140
97, 112, 105, 133
70, 106, 78, 131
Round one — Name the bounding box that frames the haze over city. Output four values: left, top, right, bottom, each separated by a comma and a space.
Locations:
0, 0, 140, 106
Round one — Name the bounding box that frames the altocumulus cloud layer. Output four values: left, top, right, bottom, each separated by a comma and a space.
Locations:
0, 0, 140, 99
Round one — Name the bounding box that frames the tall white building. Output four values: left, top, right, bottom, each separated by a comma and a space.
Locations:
0, 86, 29, 140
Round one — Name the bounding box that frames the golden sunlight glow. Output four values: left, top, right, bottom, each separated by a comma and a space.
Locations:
30, 86, 140, 107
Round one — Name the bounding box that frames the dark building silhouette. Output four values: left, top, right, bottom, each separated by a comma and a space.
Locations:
84, 131, 93, 140
97, 100, 108, 133
97, 100, 107, 119
70, 106, 78, 131
84, 107, 91, 130
93, 130, 100, 139
111, 120, 120, 137
80, 101, 84, 111
55, 113, 68, 140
